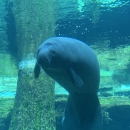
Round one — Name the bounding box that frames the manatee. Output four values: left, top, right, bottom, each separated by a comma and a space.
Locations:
34, 37, 102, 130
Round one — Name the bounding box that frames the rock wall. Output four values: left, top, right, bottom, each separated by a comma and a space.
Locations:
9, 0, 58, 130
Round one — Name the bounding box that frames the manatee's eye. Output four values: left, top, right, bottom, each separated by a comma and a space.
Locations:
46, 42, 52, 45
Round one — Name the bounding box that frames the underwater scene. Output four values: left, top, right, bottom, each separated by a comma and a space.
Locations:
0, 0, 130, 130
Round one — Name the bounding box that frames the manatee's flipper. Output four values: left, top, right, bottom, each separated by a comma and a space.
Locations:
62, 94, 102, 130
34, 62, 41, 78
68, 68, 83, 87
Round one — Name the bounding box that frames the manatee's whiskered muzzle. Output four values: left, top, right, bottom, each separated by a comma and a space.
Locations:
37, 52, 51, 68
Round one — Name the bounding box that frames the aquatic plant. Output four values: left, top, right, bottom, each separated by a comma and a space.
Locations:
9, 0, 58, 129
12, 0, 57, 61
9, 71, 55, 130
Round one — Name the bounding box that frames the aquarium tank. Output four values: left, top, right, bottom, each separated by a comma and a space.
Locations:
0, 0, 130, 130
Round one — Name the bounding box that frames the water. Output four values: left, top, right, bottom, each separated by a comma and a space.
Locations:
0, 0, 130, 130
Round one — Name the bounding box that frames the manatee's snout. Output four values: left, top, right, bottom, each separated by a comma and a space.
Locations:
34, 48, 51, 78
36, 49, 51, 68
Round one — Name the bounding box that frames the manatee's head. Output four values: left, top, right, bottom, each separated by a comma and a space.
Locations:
37, 44, 56, 67
34, 42, 58, 78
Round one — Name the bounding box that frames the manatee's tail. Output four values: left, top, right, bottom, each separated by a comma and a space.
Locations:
62, 93, 102, 130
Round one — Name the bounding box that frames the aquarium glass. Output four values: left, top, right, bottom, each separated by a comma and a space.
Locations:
0, 0, 130, 130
